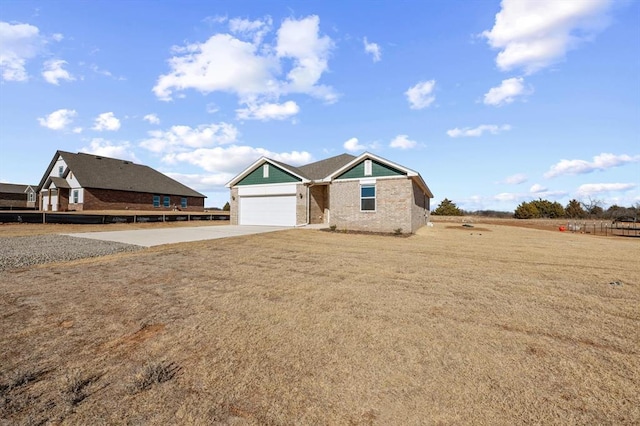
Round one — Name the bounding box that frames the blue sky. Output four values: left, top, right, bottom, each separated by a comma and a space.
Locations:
1, 0, 638, 210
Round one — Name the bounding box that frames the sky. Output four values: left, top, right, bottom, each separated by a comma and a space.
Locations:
1, 0, 638, 211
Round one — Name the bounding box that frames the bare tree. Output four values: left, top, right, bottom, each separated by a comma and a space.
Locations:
580, 197, 603, 219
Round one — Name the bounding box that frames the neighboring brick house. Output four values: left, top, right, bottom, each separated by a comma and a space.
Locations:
37, 151, 205, 211
0, 183, 37, 210
226, 152, 433, 233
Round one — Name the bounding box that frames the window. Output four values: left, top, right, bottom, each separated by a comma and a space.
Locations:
364, 159, 372, 176
58, 165, 64, 177
263, 164, 269, 178
73, 190, 79, 204
181, 198, 187, 209
361, 184, 376, 211
28, 192, 35, 202
153, 195, 160, 208
69, 171, 73, 179
163, 196, 170, 208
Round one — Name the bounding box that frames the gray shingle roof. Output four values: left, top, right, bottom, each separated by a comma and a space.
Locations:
297, 153, 356, 180
0, 183, 36, 194
40, 151, 205, 198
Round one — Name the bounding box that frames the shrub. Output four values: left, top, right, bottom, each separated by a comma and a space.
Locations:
433, 199, 463, 216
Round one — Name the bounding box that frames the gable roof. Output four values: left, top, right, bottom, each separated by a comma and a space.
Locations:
0, 183, 37, 194
225, 157, 311, 187
297, 153, 356, 180
38, 151, 205, 198
227, 152, 433, 197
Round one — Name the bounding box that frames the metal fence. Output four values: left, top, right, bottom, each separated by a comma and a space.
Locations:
563, 221, 640, 237
0, 212, 230, 225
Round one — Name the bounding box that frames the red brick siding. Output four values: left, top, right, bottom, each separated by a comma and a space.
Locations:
0, 192, 29, 209
82, 188, 204, 211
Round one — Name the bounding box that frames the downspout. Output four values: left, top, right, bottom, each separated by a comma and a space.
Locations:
305, 183, 310, 226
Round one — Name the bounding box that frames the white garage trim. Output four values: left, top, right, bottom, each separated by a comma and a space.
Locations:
237, 183, 297, 196
239, 194, 297, 226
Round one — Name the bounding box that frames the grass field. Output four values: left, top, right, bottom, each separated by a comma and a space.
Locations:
1, 220, 639, 424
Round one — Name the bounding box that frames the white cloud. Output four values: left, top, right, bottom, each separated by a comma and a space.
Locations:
153, 34, 275, 101
140, 122, 239, 153
42, 59, 74, 85
545, 153, 640, 178
165, 172, 235, 191
153, 15, 336, 104
502, 173, 528, 185
163, 145, 312, 173
276, 15, 336, 102
343, 137, 365, 152
483, 77, 532, 106
447, 124, 511, 138
405, 80, 436, 109
389, 134, 417, 150
229, 16, 272, 44
80, 138, 139, 162
37, 108, 77, 130
236, 100, 300, 121
577, 183, 636, 197
92, 112, 121, 131
0, 21, 42, 81
363, 37, 381, 62
530, 183, 547, 193
143, 114, 160, 125
482, 0, 613, 74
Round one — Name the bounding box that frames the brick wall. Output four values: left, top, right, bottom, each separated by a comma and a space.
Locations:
0, 192, 29, 209
295, 183, 306, 225
83, 188, 204, 211
410, 181, 430, 233
229, 187, 239, 225
308, 185, 327, 224
329, 178, 413, 233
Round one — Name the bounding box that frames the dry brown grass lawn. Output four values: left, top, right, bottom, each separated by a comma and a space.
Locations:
1, 222, 639, 424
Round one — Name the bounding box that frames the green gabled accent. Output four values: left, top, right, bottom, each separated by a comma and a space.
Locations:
335, 160, 406, 180
236, 163, 301, 186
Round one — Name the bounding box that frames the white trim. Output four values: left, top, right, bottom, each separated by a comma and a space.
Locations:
263, 164, 269, 178
364, 159, 372, 176
324, 152, 418, 181
238, 183, 298, 196
332, 175, 405, 184
226, 157, 309, 187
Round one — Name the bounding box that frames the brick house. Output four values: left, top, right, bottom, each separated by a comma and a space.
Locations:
226, 152, 433, 233
0, 183, 37, 210
37, 151, 205, 211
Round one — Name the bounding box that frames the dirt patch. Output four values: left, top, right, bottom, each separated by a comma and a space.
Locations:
1, 224, 638, 424
445, 225, 492, 232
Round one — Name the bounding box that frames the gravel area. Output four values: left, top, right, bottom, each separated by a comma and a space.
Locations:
0, 234, 142, 271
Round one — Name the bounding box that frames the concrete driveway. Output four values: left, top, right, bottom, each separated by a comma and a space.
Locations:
64, 225, 289, 247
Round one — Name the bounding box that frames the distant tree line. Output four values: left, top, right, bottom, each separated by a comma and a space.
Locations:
432, 197, 638, 220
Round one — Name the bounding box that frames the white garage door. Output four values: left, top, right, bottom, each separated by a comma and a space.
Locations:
239, 195, 296, 226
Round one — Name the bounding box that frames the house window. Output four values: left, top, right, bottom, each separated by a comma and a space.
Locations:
153, 195, 160, 208
263, 164, 269, 178
364, 159, 372, 176
181, 198, 187, 209
361, 185, 376, 211
163, 196, 170, 208
69, 171, 73, 179
58, 165, 64, 177
28, 192, 35, 202
73, 190, 79, 204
